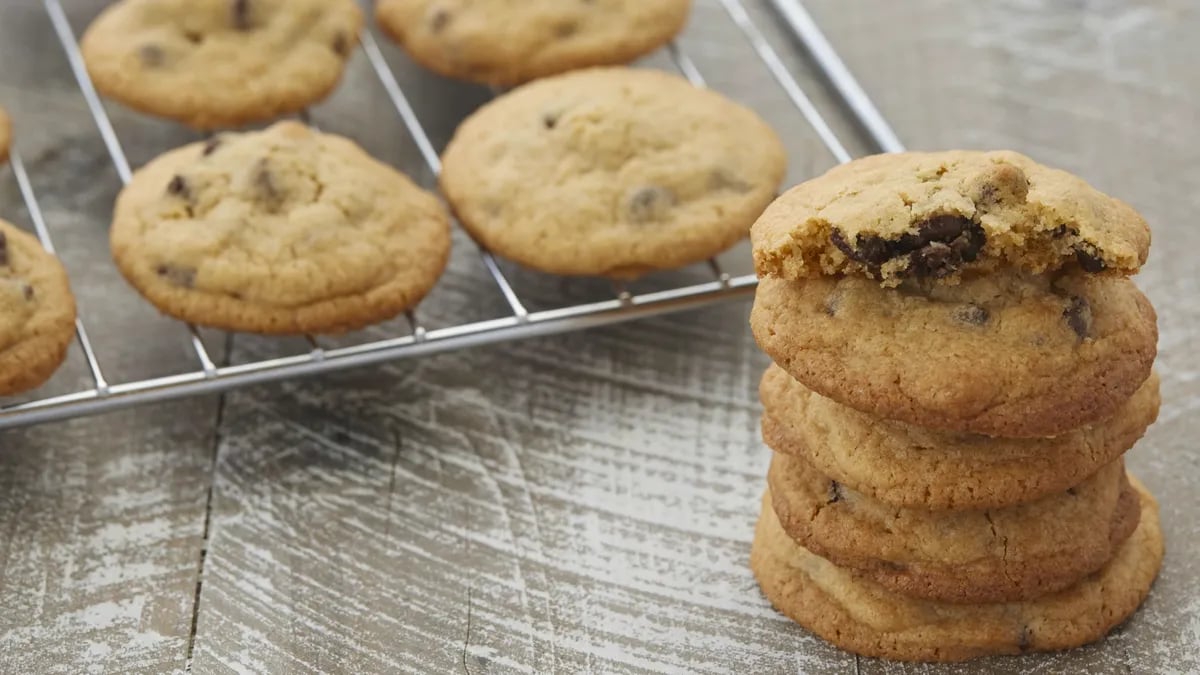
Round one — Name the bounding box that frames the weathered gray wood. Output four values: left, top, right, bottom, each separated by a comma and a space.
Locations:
1, 0, 1198, 673
0, 3, 225, 672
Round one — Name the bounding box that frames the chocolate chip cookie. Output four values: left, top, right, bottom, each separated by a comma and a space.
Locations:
750, 478, 1163, 662
750, 270, 1157, 437
110, 121, 451, 334
760, 364, 1160, 510
0, 106, 10, 164
440, 67, 786, 278
767, 453, 1138, 603
81, 0, 363, 129
376, 0, 692, 86
752, 151, 1151, 286
0, 220, 78, 396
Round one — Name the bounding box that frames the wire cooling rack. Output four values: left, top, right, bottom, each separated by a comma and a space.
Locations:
0, 0, 903, 429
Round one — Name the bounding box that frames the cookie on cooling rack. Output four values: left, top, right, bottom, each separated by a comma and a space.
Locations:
81, 0, 363, 129
1, 220, 78, 396
110, 121, 451, 334
0, 105, 11, 164
376, 0, 693, 86
440, 67, 786, 278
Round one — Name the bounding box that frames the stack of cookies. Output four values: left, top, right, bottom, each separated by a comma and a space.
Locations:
745, 151, 1162, 662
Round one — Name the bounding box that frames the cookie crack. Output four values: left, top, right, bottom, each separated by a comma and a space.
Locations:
983, 512, 1017, 586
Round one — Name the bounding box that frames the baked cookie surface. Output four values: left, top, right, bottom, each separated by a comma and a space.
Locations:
749, 270, 1157, 437
759, 364, 1160, 509
751, 150, 1151, 285
0, 220, 78, 396
110, 121, 451, 334
440, 67, 786, 278
376, 0, 692, 86
750, 478, 1163, 662
767, 453, 1139, 604
81, 0, 363, 129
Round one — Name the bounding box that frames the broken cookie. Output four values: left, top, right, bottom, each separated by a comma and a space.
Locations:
752, 150, 1150, 285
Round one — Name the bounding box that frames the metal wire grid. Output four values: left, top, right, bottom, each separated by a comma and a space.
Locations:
0, 0, 900, 429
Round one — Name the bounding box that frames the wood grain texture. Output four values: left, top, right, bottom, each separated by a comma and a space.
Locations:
0, 0, 1197, 673
0, 4, 227, 672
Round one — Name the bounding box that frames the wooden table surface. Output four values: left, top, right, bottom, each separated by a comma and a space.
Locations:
1, 1, 1197, 673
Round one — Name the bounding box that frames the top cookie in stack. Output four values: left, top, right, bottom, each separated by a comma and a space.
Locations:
745, 150, 1163, 662
751, 150, 1156, 438
752, 151, 1150, 286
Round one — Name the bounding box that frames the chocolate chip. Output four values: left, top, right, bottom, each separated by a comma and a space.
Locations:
1063, 296, 1092, 340
555, 21, 578, 38
231, 0, 251, 30
1018, 626, 1032, 652
184, 30, 203, 44
909, 241, 957, 279
829, 228, 855, 257
709, 168, 753, 194
822, 291, 842, 317
827, 481, 843, 504
253, 159, 284, 208
157, 264, 196, 288
907, 214, 975, 245
976, 183, 998, 205
332, 31, 349, 56
0, 231, 8, 266
139, 44, 165, 67
952, 304, 990, 326
542, 112, 559, 129
627, 186, 676, 223
971, 163, 1028, 207
831, 229, 889, 267
1066, 486, 1077, 496
202, 137, 222, 156
1051, 224, 1072, 239
429, 9, 451, 32
831, 215, 986, 280
1075, 246, 1107, 273
22, 284, 34, 301
166, 175, 190, 199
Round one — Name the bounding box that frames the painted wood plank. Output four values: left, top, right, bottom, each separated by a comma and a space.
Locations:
189, 300, 855, 674
0, 4, 226, 672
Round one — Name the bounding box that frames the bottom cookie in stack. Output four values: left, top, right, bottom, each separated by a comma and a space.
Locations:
749, 481, 1163, 662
